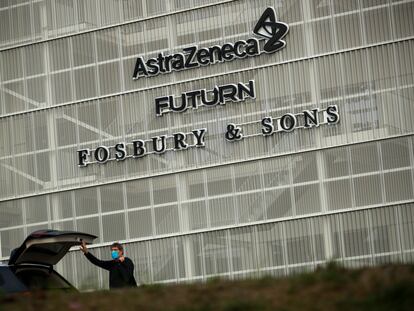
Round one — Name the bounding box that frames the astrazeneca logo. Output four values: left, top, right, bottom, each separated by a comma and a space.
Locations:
132, 7, 289, 79
253, 7, 289, 53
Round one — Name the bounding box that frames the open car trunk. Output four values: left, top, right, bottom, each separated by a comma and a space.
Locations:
8, 229, 97, 266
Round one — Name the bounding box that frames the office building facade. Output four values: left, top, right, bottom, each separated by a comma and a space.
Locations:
1, 0, 414, 289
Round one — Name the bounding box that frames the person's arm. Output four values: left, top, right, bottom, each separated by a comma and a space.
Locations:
84, 252, 114, 270
80, 241, 114, 270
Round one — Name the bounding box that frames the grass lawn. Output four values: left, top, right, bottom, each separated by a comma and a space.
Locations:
1, 263, 414, 311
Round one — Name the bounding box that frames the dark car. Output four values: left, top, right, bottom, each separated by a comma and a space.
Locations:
0, 229, 96, 294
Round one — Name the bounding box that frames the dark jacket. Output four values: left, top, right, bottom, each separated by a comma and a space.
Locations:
84, 252, 137, 289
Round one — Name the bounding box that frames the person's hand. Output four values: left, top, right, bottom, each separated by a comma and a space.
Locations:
80, 240, 88, 254
118, 256, 125, 262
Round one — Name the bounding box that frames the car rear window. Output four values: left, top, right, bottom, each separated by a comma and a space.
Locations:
13, 267, 73, 291
0, 267, 28, 293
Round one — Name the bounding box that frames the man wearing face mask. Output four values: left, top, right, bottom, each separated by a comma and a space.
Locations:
80, 240, 137, 289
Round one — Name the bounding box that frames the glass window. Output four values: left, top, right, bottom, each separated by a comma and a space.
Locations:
262, 157, 291, 188
72, 33, 96, 66
236, 193, 264, 223
324, 147, 349, 178
176, 235, 203, 278
153, 175, 177, 205
96, 28, 119, 62
363, 7, 391, 44
50, 191, 73, 220
384, 170, 413, 202
0, 228, 24, 258
121, 23, 145, 56
129, 208, 153, 238
126, 179, 151, 209
310, 0, 332, 18
27, 77, 46, 108
126, 242, 152, 283
292, 153, 318, 183
209, 197, 235, 227
24, 45, 45, 76
0, 201, 23, 229
181, 201, 207, 231
265, 188, 292, 220
74, 66, 97, 100
234, 162, 262, 192
335, 13, 362, 50
203, 230, 229, 275
351, 142, 379, 174
49, 40, 70, 71
229, 227, 256, 272
332, 0, 358, 13
76, 216, 100, 242
369, 45, 396, 90
325, 179, 352, 210
381, 138, 410, 170
151, 238, 177, 281
102, 213, 126, 242
75, 188, 99, 216
285, 219, 314, 264
294, 184, 321, 215
100, 183, 124, 213
98, 62, 120, 95
256, 223, 285, 268
392, 2, 414, 39
354, 174, 382, 206
341, 211, 370, 257
370, 208, 400, 254
400, 204, 414, 251
311, 19, 334, 54
51, 72, 72, 104
206, 167, 233, 196
154, 204, 179, 235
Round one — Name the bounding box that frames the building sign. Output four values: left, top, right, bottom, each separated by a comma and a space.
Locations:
155, 80, 255, 116
77, 81, 340, 167
76, 8, 340, 168
132, 7, 289, 79
77, 129, 207, 167
224, 106, 339, 142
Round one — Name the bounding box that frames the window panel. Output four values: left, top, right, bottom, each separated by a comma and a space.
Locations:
294, 184, 321, 215
341, 211, 370, 257
203, 230, 229, 275
0, 200, 23, 229
50, 191, 73, 220
126, 179, 151, 209
265, 188, 293, 220
381, 137, 410, 170
354, 174, 382, 206
182, 201, 207, 231
325, 179, 352, 210
75, 188, 99, 216
129, 208, 153, 238
384, 170, 413, 202
76, 216, 100, 243
0, 227, 24, 258
100, 183, 124, 213
154, 204, 179, 235
209, 197, 235, 227
102, 213, 126, 242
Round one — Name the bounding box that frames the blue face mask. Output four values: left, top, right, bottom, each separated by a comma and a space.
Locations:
111, 250, 119, 260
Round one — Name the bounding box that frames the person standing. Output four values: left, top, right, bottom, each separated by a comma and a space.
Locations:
80, 240, 137, 289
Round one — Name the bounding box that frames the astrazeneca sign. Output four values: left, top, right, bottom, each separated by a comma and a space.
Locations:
132, 7, 289, 79
77, 8, 340, 167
